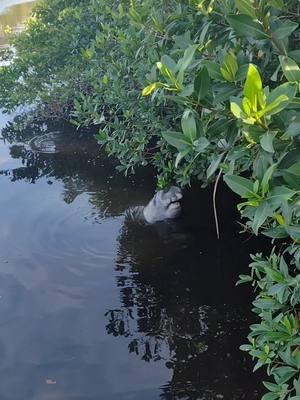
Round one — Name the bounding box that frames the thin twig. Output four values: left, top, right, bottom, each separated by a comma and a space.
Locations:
213, 169, 222, 240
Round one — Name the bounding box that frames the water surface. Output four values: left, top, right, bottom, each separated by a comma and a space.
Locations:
0, 113, 267, 400
0, 2, 267, 399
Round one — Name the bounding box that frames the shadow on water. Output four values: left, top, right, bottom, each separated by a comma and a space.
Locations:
0, 116, 268, 399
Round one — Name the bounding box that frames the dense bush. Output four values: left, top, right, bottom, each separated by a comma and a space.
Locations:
0, 0, 187, 175
0, 0, 299, 398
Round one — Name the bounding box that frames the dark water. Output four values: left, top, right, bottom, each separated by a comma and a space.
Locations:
0, 113, 267, 400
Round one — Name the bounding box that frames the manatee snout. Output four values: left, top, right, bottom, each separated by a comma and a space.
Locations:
143, 186, 183, 224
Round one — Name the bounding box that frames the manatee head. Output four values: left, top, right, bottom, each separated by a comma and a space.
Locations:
143, 186, 183, 224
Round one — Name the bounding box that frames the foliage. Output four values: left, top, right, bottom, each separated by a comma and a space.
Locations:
0, 0, 299, 397
140, 1, 300, 397
0, 0, 188, 175
238, 249, 300, 400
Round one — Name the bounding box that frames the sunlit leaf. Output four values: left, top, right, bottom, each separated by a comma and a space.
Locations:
244, 64, 263, 109
230, 100, 244, 119
142, 82, 164, 96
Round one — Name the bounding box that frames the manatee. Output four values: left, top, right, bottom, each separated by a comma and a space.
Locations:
126, 186, 183, 224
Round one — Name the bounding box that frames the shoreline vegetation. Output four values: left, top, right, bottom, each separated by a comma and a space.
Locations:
0, 1, 299, 398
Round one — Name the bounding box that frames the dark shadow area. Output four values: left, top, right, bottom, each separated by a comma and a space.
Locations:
107, 183, 268, 399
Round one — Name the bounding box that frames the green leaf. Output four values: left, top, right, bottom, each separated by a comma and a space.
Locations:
260, 132, 276, 153
286, 225, 300, 241
253, 359, 265, 372
240, 343, 253, 351
194, 67, 209, 100
161, 55, 177, 73
283, 162, 300, 189
220, 67, 232, 82
294, 377, 300, 395
199, 21, 212, 44
272, 20, 299, 40
207, 153, 224, 178
237, 274, 252, 285
260, 95, 290, 117
142, 82, 164, 96
244, 64, 263, 108
181, 83, 194, 97
267, 186, 296, 208
279, 257, 289, 278
261, 164, 277, 196
162, 131, 191, 150
181, 114, 197, 141
252, 298, 276, 309
201, 61, 223, 80
263, 226, 288, 239
261, 393, 279, 400
287, 162, 300, 176
236, 0, 256, 18
175, 147, 191, 168
242, 97, 252, 116
157, 62, 177, 85
267, 83, 297, 107
194, 137, 209, 152
97, 129, 106, 143
274, 366, 297, 384
283, 171, 300, 189
265, 331, 291, 341
279, 56, 300, 83
177, 44, 199, 83
282, 121, 300, 138
252, 202, 271, 234
224, 174, 254, 196
227, 14, 269, 40
221, 52, 238, 82
264, 267, 284, 283
288, 50, 300, 63
214, 83, 238, 104
268, 0, 284, 9
263, 381, 280, 392
230, 100, 244, 119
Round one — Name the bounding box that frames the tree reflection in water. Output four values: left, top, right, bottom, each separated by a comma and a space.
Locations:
107, 212, 263, 399
0, 116, 153, 216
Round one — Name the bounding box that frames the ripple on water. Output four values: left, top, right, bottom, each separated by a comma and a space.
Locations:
28, 131, 79, 154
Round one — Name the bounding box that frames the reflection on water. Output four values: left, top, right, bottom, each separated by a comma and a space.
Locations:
0, 115, 267, 399
0, 0, 35, 46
